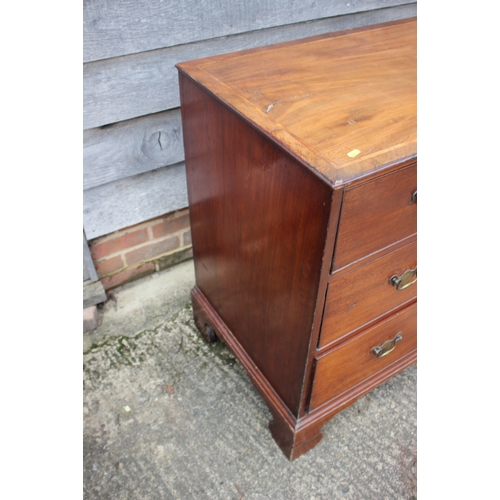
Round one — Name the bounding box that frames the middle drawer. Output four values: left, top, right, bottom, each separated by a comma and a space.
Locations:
319, 240, 416, 349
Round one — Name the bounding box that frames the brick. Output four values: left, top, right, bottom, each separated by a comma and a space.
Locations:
152, 213, 190, 239
125, 236, 179, 266
95, 255, 125, 276
101, 262, 156, 291
182, 230, 192, 246
90, 228, 149, 260
156, 247, 193, 272
83, 306, 99, 332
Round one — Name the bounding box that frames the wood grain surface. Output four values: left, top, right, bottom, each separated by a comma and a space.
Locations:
83, 5, 417, 130
180, 75, 332, 414
83, 162, 188, 240
333, 163, 417, 269
177, 18, 416, 184
83, 2, 417, 243
84, 0, 413, 62
320, 240, 416, 348
177, 18, 417, 459
83, 110, 184, 190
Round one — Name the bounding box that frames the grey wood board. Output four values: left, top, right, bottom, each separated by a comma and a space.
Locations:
83, 162, 188, 240
84, 0, 413, 63
83, 4, 417, 129
83, 281, 107, 308
84, 230, 99, 283
84, 109, 183, 190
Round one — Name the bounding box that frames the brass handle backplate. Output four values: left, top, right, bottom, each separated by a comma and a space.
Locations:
389, 266, 417, 291
371, 332, 403, 358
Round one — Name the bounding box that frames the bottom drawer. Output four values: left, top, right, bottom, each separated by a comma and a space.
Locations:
309, 302, 416, 411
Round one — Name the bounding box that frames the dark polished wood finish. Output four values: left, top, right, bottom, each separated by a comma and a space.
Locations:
333, 164, 417, 270
320, 239, 416, 349
177, 18, 416, 460
310, 303, 417, 411
180, 77, 332, 413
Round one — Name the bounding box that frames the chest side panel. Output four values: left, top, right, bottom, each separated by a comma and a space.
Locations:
180, 75, 332, 414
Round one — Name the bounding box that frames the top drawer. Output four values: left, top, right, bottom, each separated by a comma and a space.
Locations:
333, 164, 417, 270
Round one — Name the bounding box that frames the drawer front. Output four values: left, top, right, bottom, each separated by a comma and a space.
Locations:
320, 240, 416, 348
333, 164, 417, 270
309, 303, 416, 411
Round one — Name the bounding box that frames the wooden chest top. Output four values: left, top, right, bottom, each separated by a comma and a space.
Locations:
177, 18, 416, 186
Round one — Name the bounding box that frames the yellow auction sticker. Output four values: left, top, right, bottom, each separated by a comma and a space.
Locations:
347, 149, 361, 158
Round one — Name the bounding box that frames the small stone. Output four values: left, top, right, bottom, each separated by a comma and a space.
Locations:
163, 384, 175, 395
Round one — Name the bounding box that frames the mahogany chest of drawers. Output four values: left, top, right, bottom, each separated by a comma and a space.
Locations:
177, 18, 417, 460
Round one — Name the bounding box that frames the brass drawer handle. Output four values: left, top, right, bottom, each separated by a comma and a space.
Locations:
371, 332, 403, 358
412, 190, 417, 203
389, 266, 417, 291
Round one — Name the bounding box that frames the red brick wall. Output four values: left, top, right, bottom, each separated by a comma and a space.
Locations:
89, 208, 192, 290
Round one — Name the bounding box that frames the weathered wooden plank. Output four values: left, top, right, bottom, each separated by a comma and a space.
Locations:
84, 0, 413, 63
83, 163, 188, 240
84, 281, 107, 309
83, 110, 183, 190
83, 231, 99, 283
84, 4, 417, 129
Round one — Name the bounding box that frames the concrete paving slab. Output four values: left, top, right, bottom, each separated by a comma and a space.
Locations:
83, 260, 196, 352
83, 260, 417, 499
